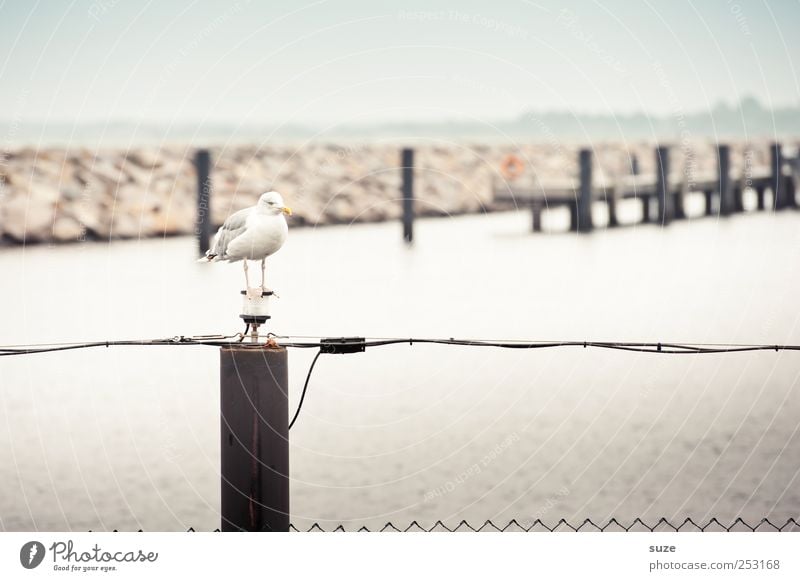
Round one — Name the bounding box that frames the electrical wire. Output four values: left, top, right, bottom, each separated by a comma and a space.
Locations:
2, 334, 798, 430
288, 349, 321, 430
1, 335, 800, 356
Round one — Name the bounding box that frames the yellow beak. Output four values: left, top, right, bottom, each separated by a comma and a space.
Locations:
282, 206, 293, 216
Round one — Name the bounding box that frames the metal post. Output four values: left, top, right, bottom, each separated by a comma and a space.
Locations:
401, 148, 414, 244
718, 144, 733, 216
771, 142, 785, 210
196, 149, 212, 256
577, 149, 593, 232
220, 346, 289, 532
655, 145, 671, 225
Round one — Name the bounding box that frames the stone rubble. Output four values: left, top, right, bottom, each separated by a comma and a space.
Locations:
0, 141, 786, 244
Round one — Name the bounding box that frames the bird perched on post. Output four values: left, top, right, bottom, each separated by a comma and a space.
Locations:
198, 191, 292, 294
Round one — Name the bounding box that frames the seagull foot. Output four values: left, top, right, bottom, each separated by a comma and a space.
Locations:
262, 286, 279, 298
245, 287, 262, 299
264, 337, 281, 349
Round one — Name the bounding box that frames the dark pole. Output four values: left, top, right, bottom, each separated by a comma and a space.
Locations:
577, 148, 593, 233
704, 189, 714, 215
770, 142, 784, 210
401, 148, 414, 244
718, 144, 733, 216
633, 154, 650, 223
655, 145, 671, 225
755, 186, 766, 211
220, 346, 289, 532
196, 149, 212, 256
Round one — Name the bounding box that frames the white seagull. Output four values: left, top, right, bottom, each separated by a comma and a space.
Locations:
199, 191, 292, 292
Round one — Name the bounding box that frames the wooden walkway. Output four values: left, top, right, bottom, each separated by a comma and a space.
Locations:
493, 144, 800, 232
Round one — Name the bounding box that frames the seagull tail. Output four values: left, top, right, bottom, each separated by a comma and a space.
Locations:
197, 253, 216, 263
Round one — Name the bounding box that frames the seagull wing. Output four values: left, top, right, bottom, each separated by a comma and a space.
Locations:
208, 207, 251, 260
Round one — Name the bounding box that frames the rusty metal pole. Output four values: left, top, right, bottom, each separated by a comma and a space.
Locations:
196, 149, 212, 256
220, 345, 289, 532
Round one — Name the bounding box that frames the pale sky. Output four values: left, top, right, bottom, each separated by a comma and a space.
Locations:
0, 0, 798, 126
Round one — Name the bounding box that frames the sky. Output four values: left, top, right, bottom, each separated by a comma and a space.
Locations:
0, 0, 798, 127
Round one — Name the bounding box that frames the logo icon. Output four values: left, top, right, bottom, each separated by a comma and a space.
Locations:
20, 541, 46, 569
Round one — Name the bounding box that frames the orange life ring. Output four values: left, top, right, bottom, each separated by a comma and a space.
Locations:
500, 154, 525, 180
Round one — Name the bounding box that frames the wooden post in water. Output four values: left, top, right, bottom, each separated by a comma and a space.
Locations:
733, 183, 744, 213
755, 186, 766, 210
771, 142, 785, 210
703, 190, 714, 215
655, 145, 671, 225
718, 144, 734, 216
632, 154, 649, 223
576, 149, 593, 233
196, 149, 212, 256
220, 346, 290, 532
401, 148, 414, 244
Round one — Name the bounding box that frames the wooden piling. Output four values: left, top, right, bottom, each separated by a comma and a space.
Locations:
673, 186, 686, 220
718, 144, 734, 216
531, 202, 543, 232
704, 190, 714, 215
196, 149, 212, 256
576, 149, 593, 232
733, 184, 744, 213
771, 142, 786, 210
220, 346, 289, 532
655, 146, 671, 225
756, 186, 766, 210
401, 148, 414, 244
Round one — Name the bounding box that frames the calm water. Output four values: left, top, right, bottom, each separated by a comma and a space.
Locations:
1, 203, 799, 531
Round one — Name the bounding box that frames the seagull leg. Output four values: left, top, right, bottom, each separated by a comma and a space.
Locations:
244, 261, 261, 299
260, 258, 267, 292
243, 260, 251, 289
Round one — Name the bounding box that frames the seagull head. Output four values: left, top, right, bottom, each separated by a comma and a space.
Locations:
258, 191, 292, 216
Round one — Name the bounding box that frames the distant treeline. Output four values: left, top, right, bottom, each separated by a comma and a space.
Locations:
2, 97, 797, 145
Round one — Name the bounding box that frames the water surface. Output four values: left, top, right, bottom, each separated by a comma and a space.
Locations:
1, 205, 799, 531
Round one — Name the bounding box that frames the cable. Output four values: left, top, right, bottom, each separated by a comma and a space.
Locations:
1, 336, 800, 356
288, 349, 322, 430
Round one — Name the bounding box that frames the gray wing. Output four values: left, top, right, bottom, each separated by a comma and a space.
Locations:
208, 207, 251, 260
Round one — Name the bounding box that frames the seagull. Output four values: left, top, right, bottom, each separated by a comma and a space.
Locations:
199, 191, 292, 293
